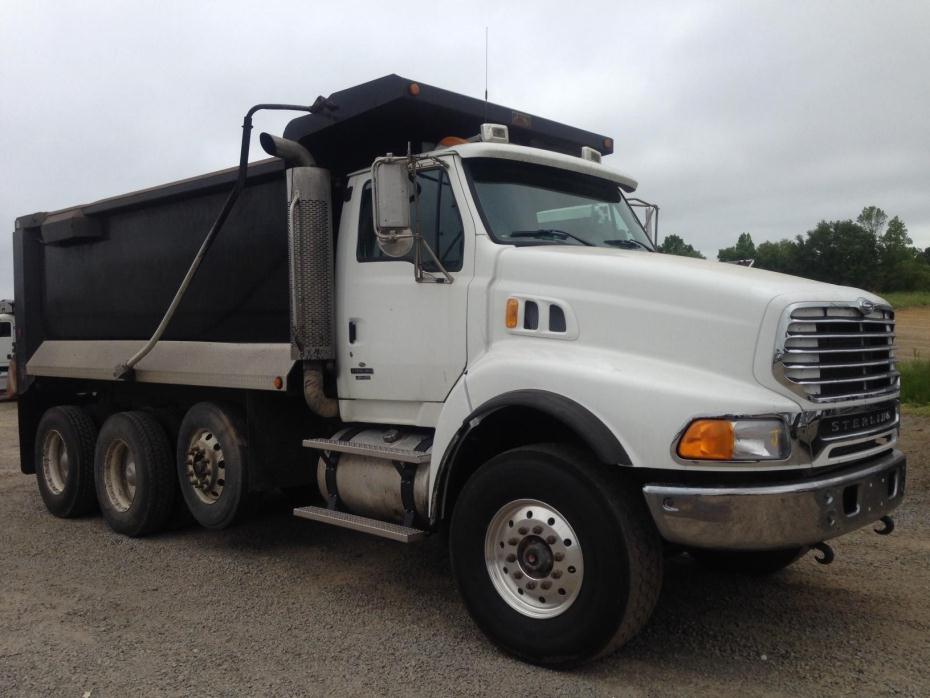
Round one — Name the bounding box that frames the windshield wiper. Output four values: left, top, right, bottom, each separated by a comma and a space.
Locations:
510, 229, 594, 246
604, 238, 653, 251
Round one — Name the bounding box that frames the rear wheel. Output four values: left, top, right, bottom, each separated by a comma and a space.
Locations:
449, 444, 663, 667
689, 547, 809, 575
35, 406, 98, 517
94, 411, 175, 537
176, 402, 249, 530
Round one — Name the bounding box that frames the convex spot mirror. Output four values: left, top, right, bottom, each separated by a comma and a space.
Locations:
371, 158, 414, 258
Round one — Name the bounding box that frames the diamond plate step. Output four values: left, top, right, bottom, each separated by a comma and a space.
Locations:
293, 505, 427, 543
302, 437, 431, 464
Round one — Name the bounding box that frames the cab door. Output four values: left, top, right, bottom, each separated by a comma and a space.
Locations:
335, 162, 473, 423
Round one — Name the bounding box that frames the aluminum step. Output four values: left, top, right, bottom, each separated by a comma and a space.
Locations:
293, 505, 427, 543
302, 437, 431, 464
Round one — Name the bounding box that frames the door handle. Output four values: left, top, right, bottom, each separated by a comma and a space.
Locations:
348, 320, 357, 344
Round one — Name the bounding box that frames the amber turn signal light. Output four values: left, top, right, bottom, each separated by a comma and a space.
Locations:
505, 298, 519, 329
677, 419, 735, 460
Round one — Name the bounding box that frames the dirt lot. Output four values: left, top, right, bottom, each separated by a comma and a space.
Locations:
1, 401, 928, 697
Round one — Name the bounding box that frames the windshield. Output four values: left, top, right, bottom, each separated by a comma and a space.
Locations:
464, 158, 654, 251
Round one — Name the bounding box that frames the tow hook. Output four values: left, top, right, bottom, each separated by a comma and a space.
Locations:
874, 515, 895, 535
812, 541, 835, 565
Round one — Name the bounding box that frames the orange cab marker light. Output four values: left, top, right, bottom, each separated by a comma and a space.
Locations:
273, 376, 284, 390
408, 82, 421, 96
678, 419, 734, 460
439, 136, 469, 146
505, 298, 519, 329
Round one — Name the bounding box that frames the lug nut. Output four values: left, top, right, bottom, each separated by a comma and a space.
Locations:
513, 571, 523, 580
518, 527, 528, 535
554, 552, 565, 562
532, 526, 543, 534
526, 581, 537, 590
546, 535, 557, 545
541, 581, 552, 590
506, 554, 516, 563
552, 570, 562, 579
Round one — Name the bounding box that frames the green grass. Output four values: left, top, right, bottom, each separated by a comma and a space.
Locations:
878, 291, 930, 309
902, 403, 930, 418
899, 359, 930, 405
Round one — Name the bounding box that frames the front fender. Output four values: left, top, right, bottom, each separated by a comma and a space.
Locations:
459, 342, 801, 472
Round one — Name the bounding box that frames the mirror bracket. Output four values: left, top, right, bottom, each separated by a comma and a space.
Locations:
626, 196, 660, 248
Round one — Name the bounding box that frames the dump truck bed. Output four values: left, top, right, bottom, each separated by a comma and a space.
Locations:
14, 159, 289, 356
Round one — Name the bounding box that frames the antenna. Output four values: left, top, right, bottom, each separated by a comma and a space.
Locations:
484, 26, 489, 120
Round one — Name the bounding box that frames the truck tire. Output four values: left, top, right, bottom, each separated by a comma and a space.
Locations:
35, 406, 98, 518
689, 547, 809, 575
94, 411, 175, 537
176, 402, 249, 530
449, 444, 663, 667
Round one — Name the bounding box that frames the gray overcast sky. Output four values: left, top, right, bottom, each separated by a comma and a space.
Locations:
1, 0, 928, 297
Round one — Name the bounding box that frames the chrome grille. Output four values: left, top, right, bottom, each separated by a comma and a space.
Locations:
776, 303, 898, 403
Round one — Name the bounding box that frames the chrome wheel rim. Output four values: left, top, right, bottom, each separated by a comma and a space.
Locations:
484, 498, 584, 619
185, 430, 226, 504
103, 439, 137, 512
42, 429, 69, 495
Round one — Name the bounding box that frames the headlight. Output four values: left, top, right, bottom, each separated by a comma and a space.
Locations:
677, 418, 790, 461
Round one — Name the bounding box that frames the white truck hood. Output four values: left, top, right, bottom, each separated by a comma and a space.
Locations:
491, 246, 883, 385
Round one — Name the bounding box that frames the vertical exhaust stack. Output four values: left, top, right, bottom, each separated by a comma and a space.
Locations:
260, 133, 338, 418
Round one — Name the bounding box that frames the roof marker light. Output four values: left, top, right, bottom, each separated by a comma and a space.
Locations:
480, 123, 509, 144
581, 146, 602, 163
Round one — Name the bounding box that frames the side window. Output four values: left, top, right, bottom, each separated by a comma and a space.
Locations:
0, 323, 10, 338
357, 169, 464, 272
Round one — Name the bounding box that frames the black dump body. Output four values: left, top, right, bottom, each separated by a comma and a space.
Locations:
14, 160, 289, 372
13, 74, 612, 368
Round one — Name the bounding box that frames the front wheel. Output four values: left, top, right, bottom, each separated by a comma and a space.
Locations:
449, 444, 663, 667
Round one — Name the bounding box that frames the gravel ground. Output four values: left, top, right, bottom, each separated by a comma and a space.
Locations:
1, 400, 928, 696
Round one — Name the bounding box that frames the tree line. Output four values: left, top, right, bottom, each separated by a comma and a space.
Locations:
656, 207, 925, 292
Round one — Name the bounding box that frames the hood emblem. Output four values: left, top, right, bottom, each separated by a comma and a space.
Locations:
857, 297, 876, 315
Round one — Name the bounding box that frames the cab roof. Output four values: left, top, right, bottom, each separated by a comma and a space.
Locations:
348, 143, 638, 192
442, 143, 637, 192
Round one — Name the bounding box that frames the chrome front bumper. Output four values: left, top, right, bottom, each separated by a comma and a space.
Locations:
642, 450, 906, 551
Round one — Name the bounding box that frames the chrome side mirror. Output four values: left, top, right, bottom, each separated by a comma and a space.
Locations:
371, 158, 414, 258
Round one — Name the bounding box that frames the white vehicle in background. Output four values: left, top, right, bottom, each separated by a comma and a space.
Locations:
0, 300, 13, 395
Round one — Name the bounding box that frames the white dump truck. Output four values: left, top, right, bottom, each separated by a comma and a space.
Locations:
12, 76, 904, 666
